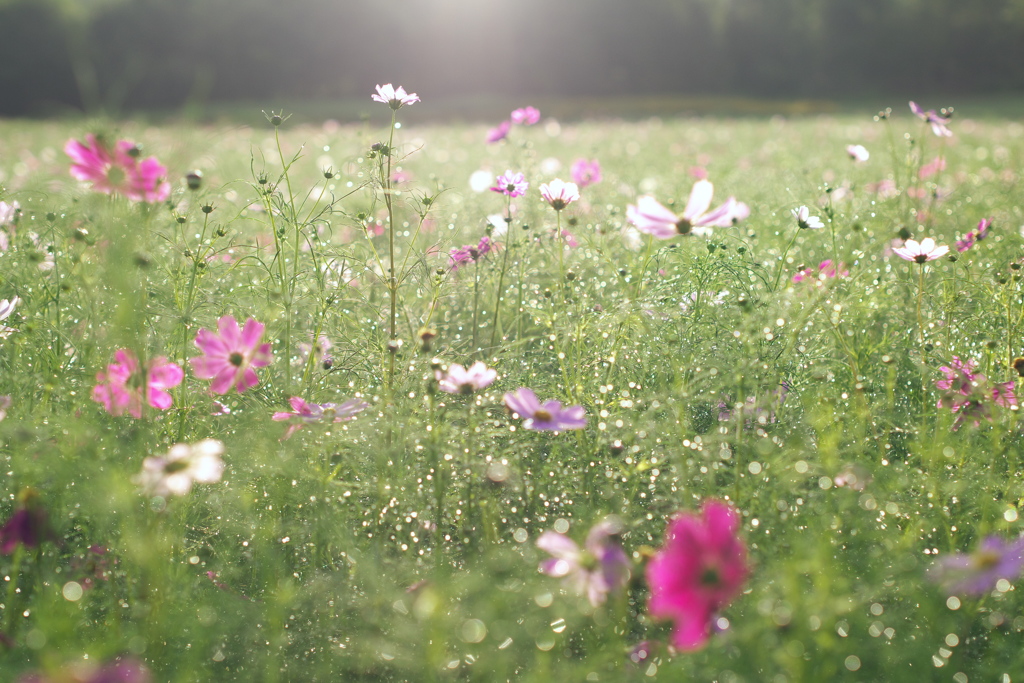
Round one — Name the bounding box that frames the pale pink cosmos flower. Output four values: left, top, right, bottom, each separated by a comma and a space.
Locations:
792, 259, 848, 285
570, 159, 602, 188
627, 180, 748, 239
371, 84, 420, 109
0, 200, 18, 227
867, 178, 898, 199
539, 179, 580, 211
846, 144, 870, 162
64, 134, 171, 202
486, 120, 511, 144
537, 517, 631, 606
436, 361, 497, 394
272, 396, 369, 440
510, 106, 540, 125
893, 237, 949, 263
503, 388, 586, 431
910, 101, 953, 137
928, 535, 1024, 595
919, 156, 946, 179
190, 316, 273, 394
92, 350, 184, 418
792, 205, 824, 229
135, 439, 225, 498
0, 297, 18, 338
646, 500, 749, 651
491, 170, 529, 198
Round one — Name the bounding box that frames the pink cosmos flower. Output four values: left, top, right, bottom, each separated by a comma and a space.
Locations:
64, 134, 170, 202
910, 101, 953, 137
936, 356, 980, 396
0, 296, 19, 338
190, 316, 273, 394
448, 236, 497, 271
792, 260, 848, 285
491, 170, 529, 197
919, 156, 946, 179
646, 500, 749, 651
867, 178, 898, 199
956, 218, 992, 252
92, 349, 184, 418
0, 200, 18, 227
537, 517, 631, 606
928, 536, 1024, 595
503, 388, 586, 431
510, 106, 540, 125
571, 159, 602, 188
539, 179, 580, 211
272, 396, 369, 439
627, 180, 748, 239
436, 361, 497, 394
135, 439, 225, 498
846, 144, 869, 162
371, 83, 419, 109
486, 120, 512, 144
893, 238, 949, 263
17, 657, 152, 683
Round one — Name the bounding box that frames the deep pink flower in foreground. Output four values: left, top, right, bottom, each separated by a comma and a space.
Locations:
846, 144, 869, 162
486, 120, 512, 143
491, 170, 529, 197
646, 500, 749, 651
190, 316, 273, 394
135, 439, 225, 498
0, 490, 54, 555
504, 388, 586, 431
510, 106, 540, 125
956, 218, 992, 253
272, 396, 369, 439
436, 361, 497, 394
371, 83, 419, 109
64, 134, 170, 202
571, 158, 603, 188
909, 101, 953, 137
537, 517, 631, 606
893, 237, 948, 263
18, 657, 152, 683
540, 179, 580, 211
929, 536, 1024, 595
627, 180, 748, 239
92, 350, 184, 418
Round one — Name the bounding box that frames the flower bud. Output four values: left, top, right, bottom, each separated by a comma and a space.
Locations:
186, 170, 203, 191
202, 204, 214, 214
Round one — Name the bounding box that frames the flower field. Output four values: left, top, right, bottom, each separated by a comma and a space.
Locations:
1, 91, 1023, 681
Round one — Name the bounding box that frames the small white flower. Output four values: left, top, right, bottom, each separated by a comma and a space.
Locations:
846, 144, 870, 162
792, 206, 824, 230
136, 439, 225, 498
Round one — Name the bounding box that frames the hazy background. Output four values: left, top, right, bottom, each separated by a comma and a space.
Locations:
1, 0, 1022, 118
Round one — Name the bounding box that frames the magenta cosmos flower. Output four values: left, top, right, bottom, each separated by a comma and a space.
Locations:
627, 180, 749, 239
537, 517, 631, 606
893, 237, 949, 263
929, 535, 1024, 595
371, 83, 420, 109
956, 218, 992, 252
486, 120, 512, 144
491, 170, 529, 198
646, 500, 749, 651
909, 101, 953, 137
510, 106, 541, 125
503, 388, 586, 431
570, 158, 602, 188
792, 259, 848, 284
539, 179, 580, 211
190, 316, 273, 394
65, 134, 171, 203
272, 396, 369, 439
92, 349, 184, 418
135, 439, 225, 498
436, 361, 497, 394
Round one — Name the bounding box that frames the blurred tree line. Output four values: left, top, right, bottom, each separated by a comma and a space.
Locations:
1, 0, 1022, 116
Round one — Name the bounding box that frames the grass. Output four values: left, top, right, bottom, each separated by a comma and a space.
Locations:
0, 99, 1023, 681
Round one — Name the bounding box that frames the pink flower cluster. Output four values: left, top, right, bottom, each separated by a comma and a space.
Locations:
956, 218, 992, 253
936, 356, 1017, 430
65, 134, 170, 203
486, 106, 540, 143
449, 236, 497, 271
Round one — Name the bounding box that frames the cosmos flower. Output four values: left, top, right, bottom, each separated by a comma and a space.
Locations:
935, 356, 980, 396
510, 106, 541, 125
486, 120, 512, 144
436, 361, 497, 394
0, 296, 19, 338
272, 396, 369, 440
0, 200, 18, 227
627, 180, 748, 239
646, 500, 749, 651
0, 489, 54, 555
491, 170, 529, 198
956, 218, 993, 253
448, 236, 497, 271
910, 101, 953, 137
539, 179, 580, 211
846, 144, 869, 162
792, 206, 824, 229
135, 439, 225, 498
570, 158, 602, 188
792, 259, 848, 284
64, 134, 170, 202
929, 535, 1024, 595
503, 388, 586, 431
190, 316, 273, 394
892, 238, 949, 263
17, 657, 152, 683
537, 517, 631, 606
371, 83, 420, 109
919, 156, 946, 179
92, 349, 184, 418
